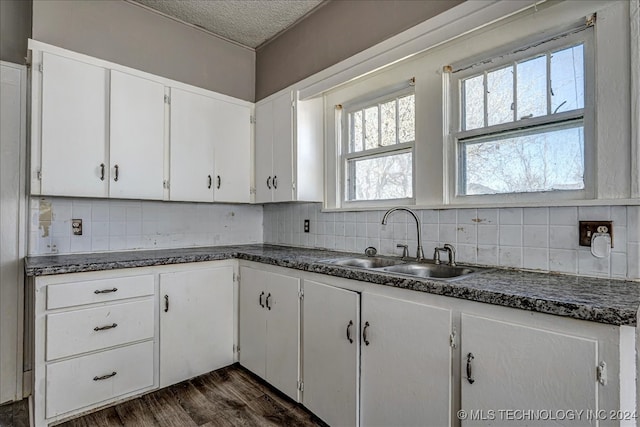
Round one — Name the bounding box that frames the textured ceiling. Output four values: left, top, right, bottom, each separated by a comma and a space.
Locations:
130, 0, 324, 49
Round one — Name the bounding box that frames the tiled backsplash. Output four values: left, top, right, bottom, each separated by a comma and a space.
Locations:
263, 203, 640, 280
29, 197, 263, 255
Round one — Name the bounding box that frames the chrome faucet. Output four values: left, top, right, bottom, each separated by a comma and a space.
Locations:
434, 243, 456, 266
381, 207, 424, 261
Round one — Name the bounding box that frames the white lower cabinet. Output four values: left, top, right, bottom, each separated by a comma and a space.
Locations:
360, 293, 453, 427
46, 341, 154, 418
239, 266, 300, 401
159, 266, 234, 388
302, 280, 360, 427
460, 314, 599, 427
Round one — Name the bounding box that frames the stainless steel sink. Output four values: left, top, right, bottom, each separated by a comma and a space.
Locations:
381, 263, 476, 279
320, 257, 406, 269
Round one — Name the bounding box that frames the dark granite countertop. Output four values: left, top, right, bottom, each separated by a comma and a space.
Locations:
25, 244, 640, 326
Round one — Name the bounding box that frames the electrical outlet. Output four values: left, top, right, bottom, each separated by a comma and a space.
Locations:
72, 219, 83, 236
579, 221, 612, 247
304, 219, 310, 233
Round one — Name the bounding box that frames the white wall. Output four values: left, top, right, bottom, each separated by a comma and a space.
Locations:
28, 197, 263, 255
264, 203, 640, 280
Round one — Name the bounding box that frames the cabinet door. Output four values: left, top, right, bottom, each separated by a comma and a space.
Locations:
254, 100, 273, 203
265, 271, 300, 401
239, 267, 267, 379
460, 314, 598, 427
40, 53, 108, 198
110, 70, 165, 200
160, 266, 234, 388
272, 92, 294, 202
212, 100, 251, 203
169, 88, 216, 202
303, 281, 359, 427
361, 293, 452, 427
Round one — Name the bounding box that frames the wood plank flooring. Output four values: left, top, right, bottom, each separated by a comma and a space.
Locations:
0, 398, 28, 427
57, 364, 326, 427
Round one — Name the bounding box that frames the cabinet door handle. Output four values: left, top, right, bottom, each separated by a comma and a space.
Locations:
114, 164, 119, 182
94, 287, 117, 294
208, 175, 212, 189
346, 320, 354, 343
100, 163, 105, 181
265, 293, 272, 310
164, 294, 169, 312
94, 323, 117, 331
363, 321, 370, 346
466, 352, 475, 384
273, 175, 278, 189
259, 291, 265, 308
93, 371, 117, 381
267, 176, 272, 189
217, 175, 221, 189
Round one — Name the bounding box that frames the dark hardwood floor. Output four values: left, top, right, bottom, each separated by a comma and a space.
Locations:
57, 364, 325, 427
0, 398, 28, 427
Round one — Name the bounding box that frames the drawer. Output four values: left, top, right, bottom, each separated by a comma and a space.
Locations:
47, 274, 154, 310
46, 298, 154, 361
46, 340, 154, 418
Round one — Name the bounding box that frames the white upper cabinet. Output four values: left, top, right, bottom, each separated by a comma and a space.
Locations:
170, 88, 217, 202
40, 53, 109, 198
169, 88, 251, 203
254, 90, 323, 203
110, 71, 165, 200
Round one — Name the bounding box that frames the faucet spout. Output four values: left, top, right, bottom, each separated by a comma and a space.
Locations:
381, 207, 424, 261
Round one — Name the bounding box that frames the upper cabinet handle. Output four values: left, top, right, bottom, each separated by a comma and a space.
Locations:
259, 291, 265, 308
266, 176, 272, 189
265, 293, 272, 310
208, 175, 212, 189
164, 294, 169, 312
217, 175, 221, 189
100, 163, 105, 181
273, 176, 278, 189
114, 164, 119, 182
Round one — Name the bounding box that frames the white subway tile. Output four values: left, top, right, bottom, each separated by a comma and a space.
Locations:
457, 224, 477, 245
439, 210, 457, 224
477, 245, 498, 266
477, 225, 498, 245
421, 210, 439, 224
578, 249, 610, 278
610, 252, 628, 279
611, 206, 627, 226
578, 206, 611, 221
549, 249, 577, 274
439, 224, 457, 244
626, 243, 640, 279
476, 209, 497, 224
627, 206, 640, 243
549, 225, 578, 250
457, 209, 478, 224
499, 225, 522, 247
499, 208, 522, 225
523, 225, 548, 248
523, 208, 548, 225
550, 207, 577, 225
392, 223, 407, 240
457, 244, 477, 264
499, 247, 522, 268
523, 248, 549, 271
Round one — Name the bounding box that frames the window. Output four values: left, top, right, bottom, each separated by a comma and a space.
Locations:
342, 87, 415, 203
451, 28, 592, 198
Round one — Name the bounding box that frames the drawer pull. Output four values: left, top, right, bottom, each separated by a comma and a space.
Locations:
93, 371, 117, 381
94, 287, 118, 294
94, 323, 118, 331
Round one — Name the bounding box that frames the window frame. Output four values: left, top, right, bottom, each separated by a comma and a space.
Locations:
447, 26, 595, 204
340, 84, 416, 208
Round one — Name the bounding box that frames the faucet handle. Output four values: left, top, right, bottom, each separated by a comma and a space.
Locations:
396, 244, 409, 259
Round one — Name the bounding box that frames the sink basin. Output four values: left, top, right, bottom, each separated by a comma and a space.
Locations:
321, 257, 405, 269
381, 263, 476, 279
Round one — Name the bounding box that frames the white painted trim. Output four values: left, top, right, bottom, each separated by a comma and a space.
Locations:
27, 39, 252, 108
0, 61, 27, 403
631, 0, 640, 198
296, 1, 542, 100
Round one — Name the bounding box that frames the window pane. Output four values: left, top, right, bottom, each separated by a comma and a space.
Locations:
350, 110, 363, 152
398, 94, 415, 143
551, 44, 584, 113
364, 106, 379, 149
487, 66, 514, 126
463, 75, 484, 130
380, 100, 396, 146
461, 123, 584, 195
517, 55, 547, 119
348, 152, 413, 200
